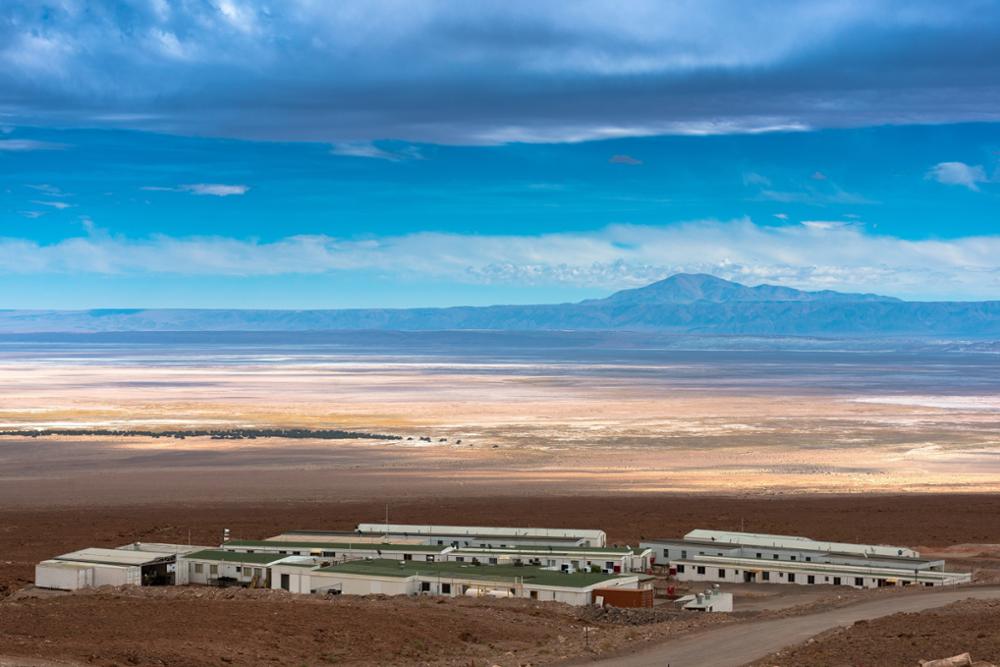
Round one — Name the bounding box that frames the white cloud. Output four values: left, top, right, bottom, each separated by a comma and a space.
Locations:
142, 184, 250, 196
330, 142, 423, 161
0, 139, 67, 151
182, 183, 249, 196
0, 219, 998, 300
32, 200, 73, 210
926, 161, 989, 191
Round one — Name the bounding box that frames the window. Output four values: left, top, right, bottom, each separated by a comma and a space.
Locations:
788, 573, 795, 583
718, 569, 726, 578
807, 575, 815, 584
235, 566, 242, 573
762, 571, 770, 581
805, 556, 812, 562
209, 565, 218, 576
662, 548, 669, 558
194, 563, 203, 574
456, 556, 465, 562
681, 550, 687, 559
322, 551, 335, 557
790, 556, 796, 561
441, 583, 451, 594
530, 590, 538, 599
756, 553, 761, 559
677, 564, 685, 573
605, 562, 615, 570
696, 566, 706, 574
278, 550, 287, 555
426, 555, 435, 562
403, 554, 412, 561
855, 577, 864, 586
773, 554, 779, 559
489, 557, 498, 565
420, 581, 431, 592
833, 577, 841, 586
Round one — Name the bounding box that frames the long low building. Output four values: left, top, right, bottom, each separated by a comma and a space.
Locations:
445, 545, 651, 573
222, 538, 650, 573
672, 554, 971, 588
221, 539, 451, 563
355, 523, 607, 548
270, 558, 648, 605
642, 529, 971, 590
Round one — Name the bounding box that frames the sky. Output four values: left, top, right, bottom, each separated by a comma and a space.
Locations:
1, 1, 999, 308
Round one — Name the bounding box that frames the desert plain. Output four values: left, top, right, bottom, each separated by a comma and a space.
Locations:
1, 332, 1000, 665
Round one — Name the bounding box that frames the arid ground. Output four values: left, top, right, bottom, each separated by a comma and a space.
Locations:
2, 333, 999, 665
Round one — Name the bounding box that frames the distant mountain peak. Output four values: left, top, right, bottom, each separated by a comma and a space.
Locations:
594, 273, 899, 305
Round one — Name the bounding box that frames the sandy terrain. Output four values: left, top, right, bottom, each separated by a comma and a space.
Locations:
1, 352, 1000, 498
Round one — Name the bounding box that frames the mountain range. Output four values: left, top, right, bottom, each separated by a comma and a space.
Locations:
1, 274, 997, 336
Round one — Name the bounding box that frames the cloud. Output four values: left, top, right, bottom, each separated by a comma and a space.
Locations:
142, 184, 250, 196
926, 161, 989, 191
330, 142, 423, 161
27, 184, 70, 197
609, 154, 642, 165
1, 2, 999, 144
182, 183, 249, 197
31, 200, 72, 210
19, 211, 44, 219
773, 213, 789, 220
0, 219, 998, 300
810, 171, 827, 180
0, 139, 66, 151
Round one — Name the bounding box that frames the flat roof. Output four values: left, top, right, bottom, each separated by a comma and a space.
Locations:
684, 529, 917, 558
676, 555, 969, 582
451, 545, 637, 556
54, 547, 176, 567
316, 559, 629, 588
356, 523, 605, 539
118, 542, 214, 555
183, 550, 293, 565
643, 538, 934, 566
224, 539, 448, 553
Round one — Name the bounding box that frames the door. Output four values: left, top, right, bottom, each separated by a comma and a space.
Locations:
280, 573, 290, 591
743, 571, 756, 583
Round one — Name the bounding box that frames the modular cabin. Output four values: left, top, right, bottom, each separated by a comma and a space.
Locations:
270, 558, 647, 605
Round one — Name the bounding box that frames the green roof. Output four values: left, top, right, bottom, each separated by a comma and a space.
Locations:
224, 540, 447, 553
315, 559, 630, 589
184, 550, 291, 565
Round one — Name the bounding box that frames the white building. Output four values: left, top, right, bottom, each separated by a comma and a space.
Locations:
269, 558, 645, 605
220, 539, 452, 563
36, 547, 179, 590
445, 545, 651, 573
355, 523, 607, 548
176, 549, 311, 587
642, 529, 971, 590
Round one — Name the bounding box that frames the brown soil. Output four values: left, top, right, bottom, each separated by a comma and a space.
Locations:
1, 585, 746, 667
753, 598, 1000, 667
3, 495, 1000, 666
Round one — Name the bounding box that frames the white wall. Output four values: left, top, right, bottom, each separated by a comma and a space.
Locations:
35, 563, 93, 591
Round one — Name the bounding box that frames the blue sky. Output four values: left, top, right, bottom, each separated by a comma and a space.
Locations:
1, 1, 999, 307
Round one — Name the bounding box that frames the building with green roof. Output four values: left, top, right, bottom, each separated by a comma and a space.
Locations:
269, 558, 648, 606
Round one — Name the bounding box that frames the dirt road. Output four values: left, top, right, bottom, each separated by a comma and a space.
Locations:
579, 586, 1000, 667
